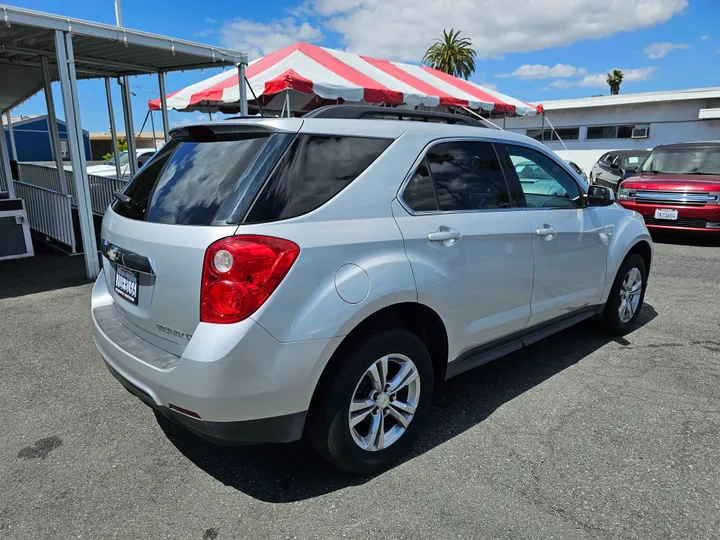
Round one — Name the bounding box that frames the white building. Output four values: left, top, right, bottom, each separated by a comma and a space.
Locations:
503, 87, 720, 173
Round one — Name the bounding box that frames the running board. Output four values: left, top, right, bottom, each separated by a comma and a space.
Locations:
446, 310, 597, 379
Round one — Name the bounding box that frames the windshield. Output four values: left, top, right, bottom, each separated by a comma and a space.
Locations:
641, 147, 720, 175
105, 151, 129, 167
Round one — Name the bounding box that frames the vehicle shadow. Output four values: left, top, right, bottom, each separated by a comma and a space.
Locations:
159, 304, 658, 503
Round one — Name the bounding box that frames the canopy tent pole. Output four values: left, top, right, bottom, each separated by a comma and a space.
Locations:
0, 114, 15, 198
54, 29, 99, 279
503, 113, 506, 129
150, 110, 157, 148
157, 71, 169, 143
237, 61, 248, 116
104, 78, 122, 180
120, 77, 138, 177
541, 111, 546, 143
285, 89, 291, 118
5, 113, 17, 161
41, 56, 68, 194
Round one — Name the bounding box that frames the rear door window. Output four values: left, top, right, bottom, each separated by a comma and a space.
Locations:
425, 141, 511, 211
244, 135, 392, 223
113, 134, 281, 225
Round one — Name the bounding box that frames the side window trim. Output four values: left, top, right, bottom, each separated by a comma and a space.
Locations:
498, 141, 588, 210
398, 137, 518, 215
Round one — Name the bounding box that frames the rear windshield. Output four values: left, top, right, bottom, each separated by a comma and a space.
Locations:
245, 135, 393, 223
112, 134, 281, 225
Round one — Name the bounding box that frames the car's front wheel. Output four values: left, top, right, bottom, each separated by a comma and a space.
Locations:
600, 253, 647, 335
307, 330, 434, 474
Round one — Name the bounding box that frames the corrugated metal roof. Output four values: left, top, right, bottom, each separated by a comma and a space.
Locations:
535, 87, 720, 111
0, 5, 247, 113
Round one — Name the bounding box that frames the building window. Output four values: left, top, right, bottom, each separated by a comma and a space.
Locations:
526, 127, 580, 142
586, 125, 639, 140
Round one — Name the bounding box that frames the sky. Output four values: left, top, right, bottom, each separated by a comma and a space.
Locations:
10, 0, 720, 133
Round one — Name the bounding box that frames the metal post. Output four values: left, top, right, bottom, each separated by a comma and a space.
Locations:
5, 113, 17, 161
541, 111, 546, 143
120, 77, 137, 177
41, 56, 68, 194
114, 0, 123, 26
104, 78, 122, 180
0, 114, 15, 198
55, 30, 99, 279
238, 62, 248, 116
502, 113, 506, 129
285, 89, 291, 118
157, 71, 169, 143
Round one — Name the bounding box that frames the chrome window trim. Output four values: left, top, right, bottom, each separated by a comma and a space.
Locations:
396, 136, 518, 216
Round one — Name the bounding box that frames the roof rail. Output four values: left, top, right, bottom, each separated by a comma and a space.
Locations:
302, 105, 487, 127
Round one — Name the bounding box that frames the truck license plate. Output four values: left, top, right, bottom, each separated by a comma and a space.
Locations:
654, 209, 678, 221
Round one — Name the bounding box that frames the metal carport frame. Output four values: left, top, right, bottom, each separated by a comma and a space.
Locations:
0, 5, 248, 278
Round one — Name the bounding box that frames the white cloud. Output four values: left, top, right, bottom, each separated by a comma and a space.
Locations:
549, 67, 658, 89
643, 41, 690, 59
481, 82, 498, 91
219, 17, 323, 60
318, 0, 688, 61
701, 34, 710, 40
498, 63, 584, 79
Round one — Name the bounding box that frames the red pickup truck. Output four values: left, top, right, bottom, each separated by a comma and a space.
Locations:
617, 141, 720, 233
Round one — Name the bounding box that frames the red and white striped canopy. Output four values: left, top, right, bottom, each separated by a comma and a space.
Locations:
149, 42, 542, 116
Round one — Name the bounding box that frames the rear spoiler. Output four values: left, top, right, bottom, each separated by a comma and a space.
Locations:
169, 119, 303, 141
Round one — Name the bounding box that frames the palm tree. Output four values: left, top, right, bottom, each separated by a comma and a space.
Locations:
606, 69, 624, 95
423, 29, 476, 80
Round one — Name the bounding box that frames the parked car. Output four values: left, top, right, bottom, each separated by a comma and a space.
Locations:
87, 149, 156, 179
91, 106, 653, 473
565, 159, 588, 181
618, 141, 720, 233
590, 150, 650, 191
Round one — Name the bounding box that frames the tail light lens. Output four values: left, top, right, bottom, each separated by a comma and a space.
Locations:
201, 235, 300, 324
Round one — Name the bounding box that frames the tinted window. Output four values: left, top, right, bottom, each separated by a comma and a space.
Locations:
587, 126, 617, 140
112, 135, 274, 225
245, 135, 392, 223
526, 128, 579, 142
425, 142, 510, 211
402, 160, 437, 212
505, 145, 583, 208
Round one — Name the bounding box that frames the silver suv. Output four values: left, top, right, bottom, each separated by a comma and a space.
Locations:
92, 106, 653, 473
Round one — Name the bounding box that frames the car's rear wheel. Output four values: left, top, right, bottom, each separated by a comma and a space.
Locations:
600, 254, 647, 335
307, 330, 434, 474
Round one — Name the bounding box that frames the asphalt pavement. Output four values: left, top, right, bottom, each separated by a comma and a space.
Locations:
0, 235, 718, 539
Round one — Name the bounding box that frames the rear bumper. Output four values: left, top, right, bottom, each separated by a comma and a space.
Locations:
618, 201, 720, 233
91, 271, 341, 444
104, 361, 306, 445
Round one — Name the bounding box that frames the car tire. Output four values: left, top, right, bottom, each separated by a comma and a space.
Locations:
600, 254, 647, 335
306, 330, 434, 474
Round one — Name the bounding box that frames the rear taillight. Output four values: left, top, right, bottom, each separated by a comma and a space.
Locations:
201, 235, 300, 324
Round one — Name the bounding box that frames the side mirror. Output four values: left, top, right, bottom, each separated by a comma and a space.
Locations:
624, 164, 638, 173
587, 185, 615, 206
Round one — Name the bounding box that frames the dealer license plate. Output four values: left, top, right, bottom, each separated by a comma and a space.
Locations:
114, 265, 138, 304
654, 208, 678, 221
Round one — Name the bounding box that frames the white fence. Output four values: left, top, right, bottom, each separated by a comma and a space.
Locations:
13, 181, 76, 252
18, 163, 127, 215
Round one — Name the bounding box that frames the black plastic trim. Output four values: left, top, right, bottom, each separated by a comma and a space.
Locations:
104, 361, 307, 445
446, 306, 602, 379
101, 238, 155, 275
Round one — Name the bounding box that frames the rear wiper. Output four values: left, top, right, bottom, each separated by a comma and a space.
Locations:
113, 192, 143, 213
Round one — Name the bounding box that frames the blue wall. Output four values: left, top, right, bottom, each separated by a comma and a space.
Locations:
4, 117, 91, 162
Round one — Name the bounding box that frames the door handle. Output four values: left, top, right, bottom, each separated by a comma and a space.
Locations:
428, 227, 461, 246
536, 225, 557, 241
